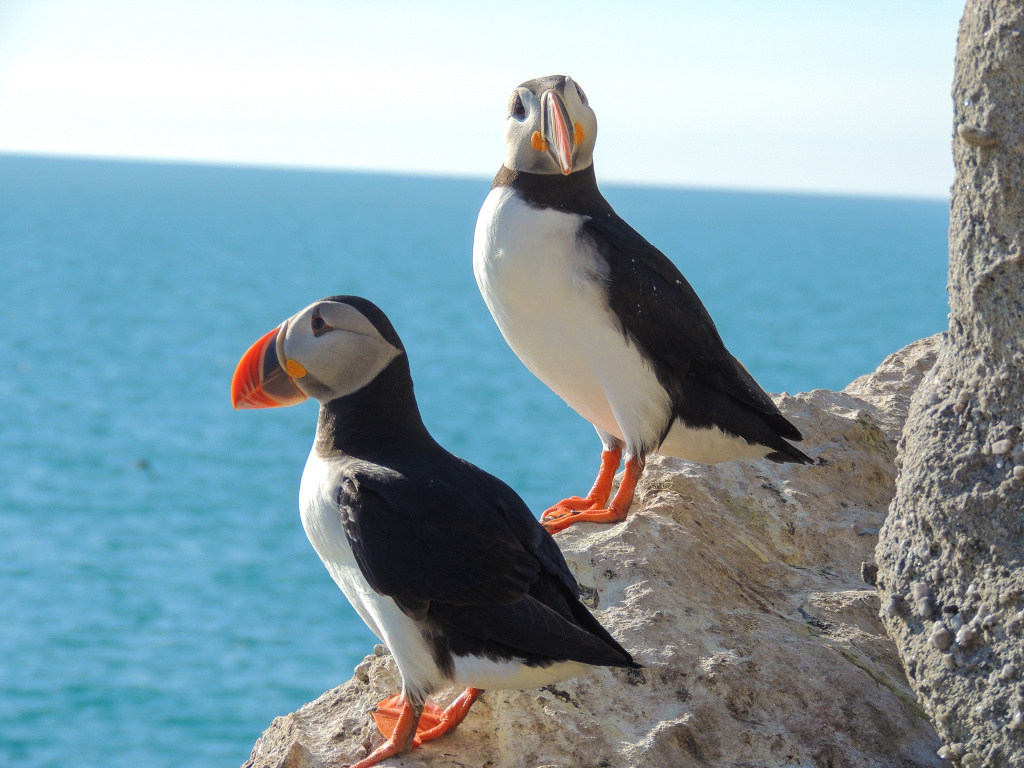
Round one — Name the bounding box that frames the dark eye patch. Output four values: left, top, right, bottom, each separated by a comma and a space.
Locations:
510, 92, 526, 119
311, 310, 330, 336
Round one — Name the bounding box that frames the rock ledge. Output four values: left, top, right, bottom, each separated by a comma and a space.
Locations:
245, 337, 943, 768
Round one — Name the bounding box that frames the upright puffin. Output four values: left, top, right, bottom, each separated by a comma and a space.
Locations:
231, 296, 638, 768
473, 75, 812, 534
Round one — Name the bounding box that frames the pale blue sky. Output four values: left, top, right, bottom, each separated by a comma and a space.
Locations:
0, 1, 964, 197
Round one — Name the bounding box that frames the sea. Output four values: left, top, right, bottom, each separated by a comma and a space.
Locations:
0, 153, 949, 768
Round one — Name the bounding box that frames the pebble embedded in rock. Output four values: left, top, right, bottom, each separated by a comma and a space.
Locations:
929, 623, 953, 651
353, 658, 373, 682
957, 123, 998, 147
917, 597, 936, 619
957, 625, 975, 646
883, 595, 903, 618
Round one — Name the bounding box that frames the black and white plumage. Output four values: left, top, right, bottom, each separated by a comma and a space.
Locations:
473, 75, 812, 533
231, 296, 637, 768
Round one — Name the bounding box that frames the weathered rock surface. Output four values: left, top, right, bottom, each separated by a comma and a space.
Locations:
244, 336, 943, 768
875, 3, 1024, 767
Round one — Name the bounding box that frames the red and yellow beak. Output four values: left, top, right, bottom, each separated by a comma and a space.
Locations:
540, 89, 575, 175
231, 327, 308, 409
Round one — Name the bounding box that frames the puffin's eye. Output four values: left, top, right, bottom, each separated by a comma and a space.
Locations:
311, 311, 330, 336
510, 93, 526, 119
574, 82, 588, 106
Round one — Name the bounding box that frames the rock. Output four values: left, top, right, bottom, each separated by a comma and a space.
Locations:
875, 3, 1024, 767
243, 337, 943, 768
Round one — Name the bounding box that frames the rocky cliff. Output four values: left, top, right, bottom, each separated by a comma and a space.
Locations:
875, 2, 1024, 766
244, 336, 943, 768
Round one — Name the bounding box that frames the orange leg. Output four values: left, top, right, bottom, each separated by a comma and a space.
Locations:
541, 447, 622, 520
542, 456, 644, 534
371, 688, 483, 748
348, 695, 422, 768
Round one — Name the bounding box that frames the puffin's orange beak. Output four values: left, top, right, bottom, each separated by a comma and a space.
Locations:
231, 327, 307, 409
540, 89, 574, 175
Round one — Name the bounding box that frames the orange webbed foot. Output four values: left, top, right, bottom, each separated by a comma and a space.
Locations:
347, 694, 423, 768
541, 456, 643, 534
413, 687, 483, 743
372, 695, 442, 746
541, 494, 601, 521
542, 505, 630, 533
370, 688, 483, 751
540, 447, 623, 525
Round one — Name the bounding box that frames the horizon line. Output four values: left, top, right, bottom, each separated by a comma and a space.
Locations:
0, 149, 951, 205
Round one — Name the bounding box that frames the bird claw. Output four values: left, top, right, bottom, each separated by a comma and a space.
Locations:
542, 496, 600, 521
541, 517, 573, 534
543, 506, 629, 534
541, 507, 574, 522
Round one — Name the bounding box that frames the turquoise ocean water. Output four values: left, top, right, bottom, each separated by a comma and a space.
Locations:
0, 154, 948, 767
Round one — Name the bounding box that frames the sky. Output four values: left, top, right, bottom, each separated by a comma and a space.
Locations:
0, 0, 965, 198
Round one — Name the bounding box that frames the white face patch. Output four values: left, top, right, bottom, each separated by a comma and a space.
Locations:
504, 86, 545, 172
317, 301, 383, 338
562, 75, 597, 164
280, 301, 402, 402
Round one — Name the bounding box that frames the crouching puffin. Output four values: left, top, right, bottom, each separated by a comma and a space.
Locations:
473, 75, 812, 534
231, 296, 638, 768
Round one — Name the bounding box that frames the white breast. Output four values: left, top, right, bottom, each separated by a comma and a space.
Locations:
298, 449, 444, 697
473, 188, 671, 456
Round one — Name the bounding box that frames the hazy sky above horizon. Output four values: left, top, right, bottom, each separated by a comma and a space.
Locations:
0, 1, 964, 198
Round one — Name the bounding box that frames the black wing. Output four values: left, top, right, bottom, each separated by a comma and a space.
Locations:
428, 582, 638, 668
335, 454, 577, 613
581, 213, 809, 457
334, 452, 637, 668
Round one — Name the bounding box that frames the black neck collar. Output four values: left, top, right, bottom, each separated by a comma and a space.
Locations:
492, 164, 615, 218
314, 355, 435, 460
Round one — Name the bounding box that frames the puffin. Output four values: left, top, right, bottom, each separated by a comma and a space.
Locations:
231, 295, 638, 768
473, 75, 812, 534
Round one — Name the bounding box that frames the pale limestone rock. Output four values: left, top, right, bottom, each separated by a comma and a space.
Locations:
875, 2, 1024, 766
244, 338, 943, 768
